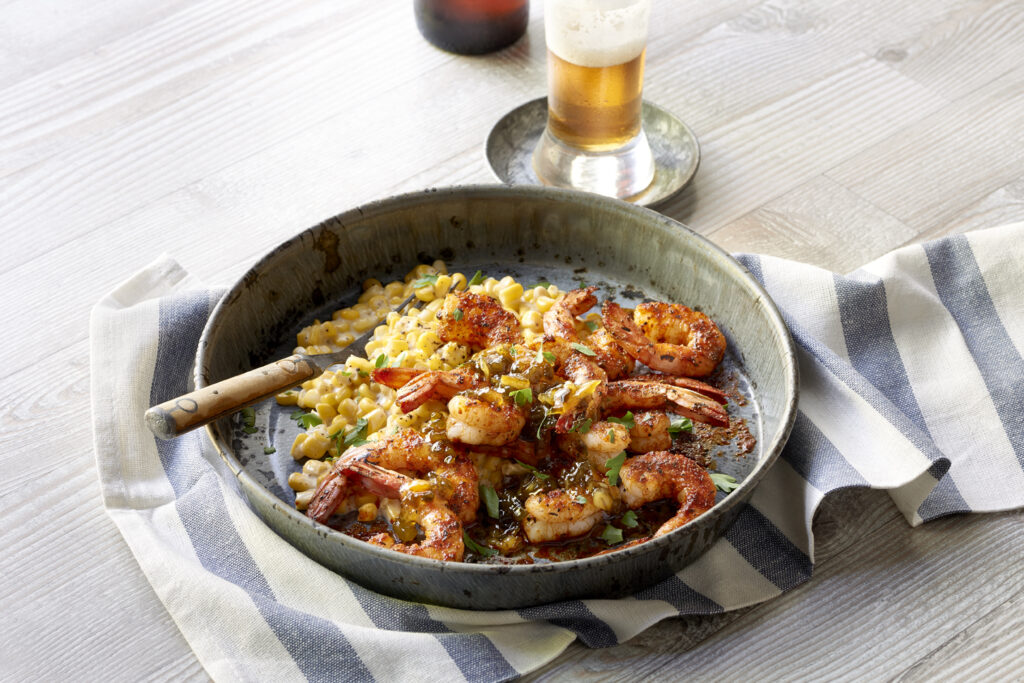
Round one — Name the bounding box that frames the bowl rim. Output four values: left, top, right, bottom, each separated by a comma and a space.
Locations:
197, 183, 800, 577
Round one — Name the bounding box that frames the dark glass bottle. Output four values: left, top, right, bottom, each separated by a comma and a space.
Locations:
415, 0, 529, 55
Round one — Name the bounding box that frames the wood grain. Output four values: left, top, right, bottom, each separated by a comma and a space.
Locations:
2, 0, 1022, 679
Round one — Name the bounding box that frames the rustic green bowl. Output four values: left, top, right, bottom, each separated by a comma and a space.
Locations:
197, 185, 798, 609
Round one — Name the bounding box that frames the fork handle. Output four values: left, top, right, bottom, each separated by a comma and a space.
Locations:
144, 354, 322, 440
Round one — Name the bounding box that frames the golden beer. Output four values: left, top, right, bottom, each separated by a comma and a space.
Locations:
533, 0, 654, 198
545, 48, 646, 150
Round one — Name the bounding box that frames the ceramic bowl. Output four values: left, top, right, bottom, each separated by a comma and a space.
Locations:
197, 185, 798, 609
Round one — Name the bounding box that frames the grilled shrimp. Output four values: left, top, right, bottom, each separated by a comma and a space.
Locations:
437, 291, 523, 350
618, 452, 716, 537
446, 393, 526, 446
587, 327, 635, 381
601, 380, 729, 428
348, 461, 465, 562
307, 429, 479, 524
522, 489, 603, 543
626, 410, 672, 453
580, 421, 631, 471
372, 366, 486, 413
602, 301, 726, 377
543, 287, 608, 385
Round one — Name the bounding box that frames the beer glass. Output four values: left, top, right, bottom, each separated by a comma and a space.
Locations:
532, 0, 655, 199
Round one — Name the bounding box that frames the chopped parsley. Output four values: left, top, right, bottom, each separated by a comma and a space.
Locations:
711, 472, 739, 493
510, 388, 533, 406
374, 353, 388, 368
585, 320, 599, 332
668, 415, 693, 434
575, 494, 588, 504
605, 451, 627, 486
608, 428, 615, 443
621, 510, 638, 528
480, 484, 500, 518
515, 459, 550, 480
463, 531, 497, 557
453, 308, 464, 321
468, 270, 485, 286
240, 407, 257, 434
297, 413, 323, 429
607, 411, 635, 430
343, 417, 370, 448
600, 524, 623, 545
411, 274, 439, 288
263, 446, 276, 455
570, 342, 597, 357
570, 417, 593, 434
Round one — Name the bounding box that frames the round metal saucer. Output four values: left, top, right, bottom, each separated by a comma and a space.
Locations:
485, 97, 700, 207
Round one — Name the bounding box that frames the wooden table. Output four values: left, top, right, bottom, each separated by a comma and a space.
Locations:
2, 0, 1022, 679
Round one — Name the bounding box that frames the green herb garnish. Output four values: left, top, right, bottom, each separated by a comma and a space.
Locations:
264, 446, 276, 455
585, 320, 599, 332
463, 531, 497, 557
621, 510, 638, 528
711, 472, 739, 493
480, 484, 500, 518
605, 451, 627, 486
515, 459, 550, 480
297, 413, 323, 429
289, 409, 306, 420
453, 308, 464, 322
240, 407, 256, 431
600, 524, 623, 545
668, 415, 693, 434
511, 388, 533, 406
570, 417, 592, 434
542, 350, 556, 363
343, 417, 370, 448
570, 342, 596, 357
411, 274, 439, 288
608, 428, 615, 443
575, 494, 588, 505
468, 270, 485, 286
374, 354, 388, 369
607, 411, 635, 430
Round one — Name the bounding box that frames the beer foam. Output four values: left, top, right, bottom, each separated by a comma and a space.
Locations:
544, 0, 650, 67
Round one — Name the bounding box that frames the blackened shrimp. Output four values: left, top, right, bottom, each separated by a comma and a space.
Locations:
372, 366, 486, 413
437, 291, 522, 350
618, 452, 716, 537
601, 380, 729, 428
306, 429, 479, 525
347, 461, 465, 562
446, 393, 526, 446
522, 489, 603, 543
602, 301, 726, 377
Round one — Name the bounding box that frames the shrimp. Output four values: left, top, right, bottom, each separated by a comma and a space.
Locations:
437, 291, 523, 350
307, 429, 479, 525
618, 452, 716, 537
522, 489, 603, 543
626, 410, 672, 453
543, 287, 608, 385
587, 327, 635, 381
372, 366, 486, 413
446, 393, 526, 446
602, 301, 726, 377
579, 421, 631, 471
347, 461, 465, 562
601, 379, 729, 428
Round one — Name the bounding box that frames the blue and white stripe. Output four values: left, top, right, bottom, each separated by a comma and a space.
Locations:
90, 224, 1024, 681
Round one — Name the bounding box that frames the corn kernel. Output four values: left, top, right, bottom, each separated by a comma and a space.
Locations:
357, 503, 378, 522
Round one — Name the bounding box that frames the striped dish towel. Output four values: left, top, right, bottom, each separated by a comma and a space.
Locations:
90, 223, 1024, 682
